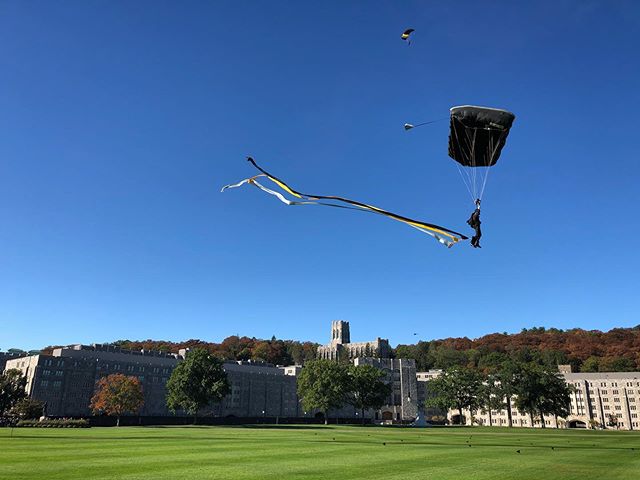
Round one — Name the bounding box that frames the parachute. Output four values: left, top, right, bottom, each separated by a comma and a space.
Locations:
222, 157, 468, 248
448, 105, 515, 203
401, 28, 414, 44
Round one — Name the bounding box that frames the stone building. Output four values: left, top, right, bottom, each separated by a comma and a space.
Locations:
422, 365, 640, 430
317, 320, 391, 360
316, 321, 417, 422
4, 344, 306, 419
0, 351, 26, 372
213, 361, 302, 418
5, 344, 181, 417
353, 357, 419, 422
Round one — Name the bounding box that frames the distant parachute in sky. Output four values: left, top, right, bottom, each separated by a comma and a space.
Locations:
401, 28, 415, 44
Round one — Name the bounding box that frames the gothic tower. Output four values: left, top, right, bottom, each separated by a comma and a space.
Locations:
331, 320, 350, 345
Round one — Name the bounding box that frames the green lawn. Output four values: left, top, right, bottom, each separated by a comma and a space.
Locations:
1, 425, 639, 480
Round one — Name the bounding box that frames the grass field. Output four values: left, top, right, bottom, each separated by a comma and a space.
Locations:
1, 425, 639, 480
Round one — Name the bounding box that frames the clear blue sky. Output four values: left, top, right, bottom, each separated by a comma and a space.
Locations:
2, 1, 639, 351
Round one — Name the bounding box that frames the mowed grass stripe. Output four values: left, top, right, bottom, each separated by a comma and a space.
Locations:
1, 426, 639, 480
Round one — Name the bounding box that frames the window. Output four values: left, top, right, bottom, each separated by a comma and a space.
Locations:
55, 370, 63, 376
631, 406, 637, 411
44, 359, 52, 366
615, 406, 622, 411
53, 381, 62, 388
40, 380, 49, 387
613, 390, 619, 395
43, 370, 51, 376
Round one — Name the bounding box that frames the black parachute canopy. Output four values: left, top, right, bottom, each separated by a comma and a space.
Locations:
448, 106, 515, 167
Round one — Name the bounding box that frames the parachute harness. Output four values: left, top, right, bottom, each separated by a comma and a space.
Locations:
222, 158, 468, 247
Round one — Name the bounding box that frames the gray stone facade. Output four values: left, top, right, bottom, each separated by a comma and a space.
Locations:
0, 351, 26, 372
315, 321, 418, 422
353, 357, 419, 422
4, 344, 306, 419
317, 320, 391, 360
213, 361, 302, 418
5, 344, 181, 417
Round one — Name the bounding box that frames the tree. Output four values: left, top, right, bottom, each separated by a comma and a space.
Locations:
581, 356, 600, 372
425, 366, 483, 425
479, 374, 505, 427
297, 360, 348, 424
513, 363, 571, 428
10, 398, 45, 420
90, 374, 144, 427
166, 348, 230, 424
345, 364, 392, 423
493, 360, 522, 427
0, 369, 26, 417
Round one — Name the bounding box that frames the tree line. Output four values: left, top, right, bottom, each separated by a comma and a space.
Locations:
35, 325, 640, 372
426, 361, 572, 427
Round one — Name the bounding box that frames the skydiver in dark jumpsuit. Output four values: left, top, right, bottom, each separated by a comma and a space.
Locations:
467, 199, 482, 248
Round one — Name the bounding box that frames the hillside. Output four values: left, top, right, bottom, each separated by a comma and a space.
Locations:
41, 326, 640, 372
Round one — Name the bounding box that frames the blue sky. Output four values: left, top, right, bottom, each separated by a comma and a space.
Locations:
1, 1, 639, 350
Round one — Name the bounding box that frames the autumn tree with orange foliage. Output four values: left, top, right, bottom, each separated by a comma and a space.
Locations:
90, 374, 144, 426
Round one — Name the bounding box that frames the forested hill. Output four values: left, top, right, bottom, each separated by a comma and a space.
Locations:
395, 326, 640, 373
40, 326, 640, 372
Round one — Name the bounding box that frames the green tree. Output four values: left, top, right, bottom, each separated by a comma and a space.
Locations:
297, 360, 348, 424
90, 374, 145, 427
166, 348, 230, 424
513, 363, 571, 428
0, 369, 26, 417
345, 364, 392, 423
581, 356, 600, 372
493, 360, 522, 427
479, 373, 506, 427
425, 366, 483, 425
10, 398, 44, 420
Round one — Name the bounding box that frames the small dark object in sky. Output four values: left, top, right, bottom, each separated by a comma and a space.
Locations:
401, 28, 415, 43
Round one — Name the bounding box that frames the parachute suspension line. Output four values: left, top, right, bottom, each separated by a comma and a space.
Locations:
456, 163, 476, 204
467, 127, 479, 201
479, 166, 491, 201
479, 128, 507, 201
453, 119, 477, 204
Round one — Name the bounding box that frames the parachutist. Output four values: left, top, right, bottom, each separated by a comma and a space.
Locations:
467, 199, 482, 248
